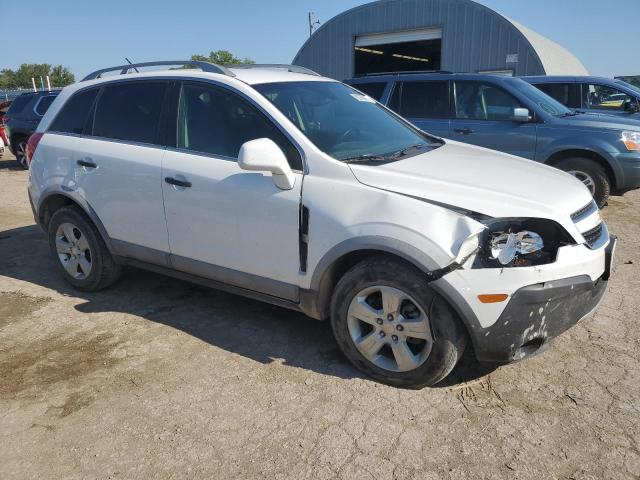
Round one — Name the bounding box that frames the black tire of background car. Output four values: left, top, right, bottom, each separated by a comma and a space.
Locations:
330, 255, 467, 389
14, 137, 29, 170
556, 157, 611, 208
48, 206, 122, 291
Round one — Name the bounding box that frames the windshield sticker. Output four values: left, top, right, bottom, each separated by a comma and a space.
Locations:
350, 93, 376, 103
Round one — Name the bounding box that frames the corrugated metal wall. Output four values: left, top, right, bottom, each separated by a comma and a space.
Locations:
293, 0, 545, 80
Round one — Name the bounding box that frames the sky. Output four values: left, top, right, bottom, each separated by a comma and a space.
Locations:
3, 0, 639, 79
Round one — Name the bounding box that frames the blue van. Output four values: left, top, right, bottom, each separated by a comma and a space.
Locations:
346, 73, 640, 207
522, 76, 640, 119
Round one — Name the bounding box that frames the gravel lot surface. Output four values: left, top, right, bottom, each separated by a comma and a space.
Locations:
1, 151, 639, 479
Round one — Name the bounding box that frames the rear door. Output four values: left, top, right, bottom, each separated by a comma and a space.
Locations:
449, 80, 537, 159
71, 80, 171, 260
387, 80, 451, 138
161, 81, 303, 299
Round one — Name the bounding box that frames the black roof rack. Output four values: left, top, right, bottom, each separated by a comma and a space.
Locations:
228, 64, 321, 76
352, 70, 454, 78
82, 60, 235, 81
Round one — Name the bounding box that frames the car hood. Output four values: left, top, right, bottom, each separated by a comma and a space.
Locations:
562, 112, 640, 130
348, 140, 593, 220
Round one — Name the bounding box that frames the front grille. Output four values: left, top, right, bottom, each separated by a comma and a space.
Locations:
582, 222, 604, 248
571, 201, 597, 222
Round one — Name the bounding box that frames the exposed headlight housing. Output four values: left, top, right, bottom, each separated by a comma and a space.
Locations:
622, 131, 640, 152
473, 218, 574, 268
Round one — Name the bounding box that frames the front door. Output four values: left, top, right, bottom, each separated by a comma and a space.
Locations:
449, 80, 538, 159
161, 81, 304, 300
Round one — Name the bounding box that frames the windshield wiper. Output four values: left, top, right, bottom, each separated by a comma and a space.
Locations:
341, 154, 390, 164
388, 143, 427, 159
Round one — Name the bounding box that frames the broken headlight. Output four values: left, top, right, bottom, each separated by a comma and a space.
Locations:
473, 218, 574, 268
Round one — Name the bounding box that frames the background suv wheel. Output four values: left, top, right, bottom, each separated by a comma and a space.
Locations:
330, 256, 467, 389
556, 157, 610, 208
13, 137, 28, 169
47, 206, 121, 291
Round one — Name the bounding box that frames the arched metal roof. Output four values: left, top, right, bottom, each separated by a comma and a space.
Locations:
293, 0, 588, 80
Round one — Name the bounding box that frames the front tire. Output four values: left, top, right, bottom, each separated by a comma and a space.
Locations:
48, 206, 121, 291
555, 157, 610, 208
330, 256, 467, 389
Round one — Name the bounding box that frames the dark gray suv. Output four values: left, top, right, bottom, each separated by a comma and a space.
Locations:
4, 90, 60, 168
346, 73, 640, 207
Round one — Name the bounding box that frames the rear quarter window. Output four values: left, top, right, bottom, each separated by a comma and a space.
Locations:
49, 88, 99, 134
34, 95, 58, 116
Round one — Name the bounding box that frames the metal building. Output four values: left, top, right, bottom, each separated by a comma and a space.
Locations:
293, 0, 588, 80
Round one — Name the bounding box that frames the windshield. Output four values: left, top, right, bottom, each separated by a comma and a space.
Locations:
509, 79, 573, 116
616, 80, 640, 96
254, 81, 442, 163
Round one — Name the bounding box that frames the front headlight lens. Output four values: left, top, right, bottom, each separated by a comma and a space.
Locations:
490, 230, 544, 265
473, 219, 574, 269
622, 131, 640, 151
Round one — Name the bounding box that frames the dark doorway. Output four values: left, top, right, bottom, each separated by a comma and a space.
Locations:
354, 39, 442, 76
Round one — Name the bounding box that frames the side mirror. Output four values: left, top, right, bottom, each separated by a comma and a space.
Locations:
511, 107, 531, 122
238, 138, 295, 190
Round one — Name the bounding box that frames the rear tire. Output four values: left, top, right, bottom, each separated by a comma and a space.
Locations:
330, 256, 467, 389
48, 206, 121, 291
555, 157, 610, 208
13, 137, 28, 169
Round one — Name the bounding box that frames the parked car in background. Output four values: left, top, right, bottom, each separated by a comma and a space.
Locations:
0, 100, 11, 148
0, 135, 5, 158
346, 73, 640, 207
4, 90, 60, 168
522, 76, 640, 119
27, 60, 614, 388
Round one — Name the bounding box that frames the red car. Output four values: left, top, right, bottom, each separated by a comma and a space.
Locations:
0, 100, 11, 148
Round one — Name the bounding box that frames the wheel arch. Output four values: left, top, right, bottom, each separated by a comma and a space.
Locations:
303, 237, 444, 320
38, 192, 114, 253
544, 148, 618, 189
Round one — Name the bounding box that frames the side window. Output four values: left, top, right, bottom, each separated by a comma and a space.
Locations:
397, 81, 450, 119
583, 84, 634, 111
49, 89, 99, 134
352, 82, 387, 101
454, 81, 524, 121
177, 83, 302, 170
34, 95, 57, 116
93, 82, 167, 144
534, 83, 582, 109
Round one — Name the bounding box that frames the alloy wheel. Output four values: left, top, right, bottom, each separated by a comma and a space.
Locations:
16, 141, 28, 168
55, 222, 92, 279
568, 170, 596, 196
347, 285, 433, 372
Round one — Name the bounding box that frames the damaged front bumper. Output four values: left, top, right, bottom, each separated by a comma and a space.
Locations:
432, 236, 616, 363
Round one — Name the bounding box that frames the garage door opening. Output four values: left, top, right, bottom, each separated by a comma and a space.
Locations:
354, 28, 442, 76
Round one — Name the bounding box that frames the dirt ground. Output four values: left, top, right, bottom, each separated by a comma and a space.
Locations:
0, 150, 639, 480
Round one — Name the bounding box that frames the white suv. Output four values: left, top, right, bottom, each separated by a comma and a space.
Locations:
27, 61, 615, 388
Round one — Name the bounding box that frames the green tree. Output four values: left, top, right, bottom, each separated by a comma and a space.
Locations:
0, 63, 75, 89
191, 50, 254, 66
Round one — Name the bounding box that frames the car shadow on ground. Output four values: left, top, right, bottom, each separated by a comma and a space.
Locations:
0, 159, 22, 171
0, 224, 498, 387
